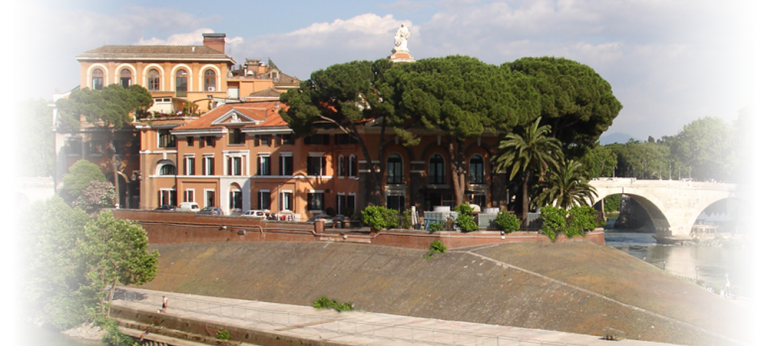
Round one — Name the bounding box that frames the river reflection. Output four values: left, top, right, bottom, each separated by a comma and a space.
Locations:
604, 231, 752, 294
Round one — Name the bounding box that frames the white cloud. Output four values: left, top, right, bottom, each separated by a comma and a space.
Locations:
135, 28, 244, 47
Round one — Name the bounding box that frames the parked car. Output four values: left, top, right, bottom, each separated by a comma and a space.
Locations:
178, 202, 200, 212
155, 205, 175, 211
306, 214, 334, 226
197, 206, 223, 215
242, 210, 269, 219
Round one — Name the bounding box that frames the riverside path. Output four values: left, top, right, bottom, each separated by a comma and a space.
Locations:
111, 287, 676, 346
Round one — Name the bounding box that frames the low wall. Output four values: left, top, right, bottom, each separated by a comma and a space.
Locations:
112, 209, 604, 249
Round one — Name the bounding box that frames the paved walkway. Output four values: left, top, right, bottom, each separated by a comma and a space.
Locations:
111, 287, 676, 346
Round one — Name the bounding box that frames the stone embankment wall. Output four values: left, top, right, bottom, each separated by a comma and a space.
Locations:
138, 242, 749, 346
112, 209, 605, 248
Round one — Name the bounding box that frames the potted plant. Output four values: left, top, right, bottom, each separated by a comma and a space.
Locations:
731, 285, 744, 300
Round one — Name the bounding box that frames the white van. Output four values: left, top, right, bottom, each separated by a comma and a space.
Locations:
177, 202, 200, 212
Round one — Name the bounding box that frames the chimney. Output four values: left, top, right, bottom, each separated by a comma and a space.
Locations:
202, 33, 226, 53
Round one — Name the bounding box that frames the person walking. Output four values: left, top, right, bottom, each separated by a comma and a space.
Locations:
159, 295, 168, 313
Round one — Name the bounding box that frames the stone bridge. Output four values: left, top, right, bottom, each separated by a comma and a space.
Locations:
589, 178, 738, 239
17, 177, 54, 210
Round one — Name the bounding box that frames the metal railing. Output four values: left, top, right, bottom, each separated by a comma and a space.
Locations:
116, 289, 591, 346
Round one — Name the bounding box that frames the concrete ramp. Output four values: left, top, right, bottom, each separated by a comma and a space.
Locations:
141, 241, 750, 346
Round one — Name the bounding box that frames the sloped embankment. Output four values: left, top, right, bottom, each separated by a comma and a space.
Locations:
142, 241, 750, 346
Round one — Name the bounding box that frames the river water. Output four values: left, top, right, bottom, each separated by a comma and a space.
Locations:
604, 230, 754, 295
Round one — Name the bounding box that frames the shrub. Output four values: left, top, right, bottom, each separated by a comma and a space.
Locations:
428, 220, 444, 232
565, 206, 601, 237
216, 329, 230, 340
454, 203, 478, 232
313, 296, 353, 312
361, 205, 399, 231
495, 211, 521, 233
429, 240, 446, 253
540, 206, 567, 241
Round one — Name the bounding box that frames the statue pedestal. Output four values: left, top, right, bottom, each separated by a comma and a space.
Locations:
389, 50, 415, 63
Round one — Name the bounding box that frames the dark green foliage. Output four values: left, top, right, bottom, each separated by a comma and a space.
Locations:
361, 205, 398, 231
61, 160, 107, 202
313, 296, 353, 312
216, 329, 231, 340
540, 205, 602, 241
607, 139, 672, 179
502, 57, 623, 147
495, 211, 521, 233
454, 202, 478, 232
56, 84, 153, 131
540, 206, 568, 241
669, 116, 736, 181
428, 220, 444, 232
429, 240, 447, 253
603, 195, 621, 212
100, 318, 135, 346
577, 144, 617, 178
19, 98, 55, 177
23, 199, 159, 330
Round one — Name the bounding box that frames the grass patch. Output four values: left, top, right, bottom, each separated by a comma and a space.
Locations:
313, 296, 353, 312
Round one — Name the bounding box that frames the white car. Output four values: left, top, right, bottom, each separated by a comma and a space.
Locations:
242, 210, 268, 219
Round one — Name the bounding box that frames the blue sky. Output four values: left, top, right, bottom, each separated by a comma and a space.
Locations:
7, 0, 767, 140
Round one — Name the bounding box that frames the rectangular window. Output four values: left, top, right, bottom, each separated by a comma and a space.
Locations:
308, 192, 324, 211
205, 190, 215, 208
227, 156, 242, 176
148, 76, 159, 91
159, 189, 177, 207
158, 129, 176, 148
258, 191, 271, 210
280, 155, 293, 176
67, 137, 83, 156
87, 140, 103, 156
281, 191, 293, 211
204, 156, 215, 175
92, 77, 103, 90
306, 156, 325, 176
274, 136, 282, 146
336, 194, 346, 215
186, 137, 194, 147
386, 195, 405, 213
184, 156, 195, 175
228, 128, 245, 145
349, 156, 357, 177
334, 134, 358, 145
258, 155, 270, 176
184, 189, 194, 203
260, 135, 271, 146
205, 136, 216, 147
346, 195, 355, 212
282, 134, 295, 145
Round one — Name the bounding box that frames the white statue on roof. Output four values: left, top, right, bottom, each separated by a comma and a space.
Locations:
393, 23, 410, 52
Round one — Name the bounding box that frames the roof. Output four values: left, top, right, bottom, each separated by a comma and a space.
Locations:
77, 45, 235, 63
172, 102, 288, 133
247, 88, 282, 99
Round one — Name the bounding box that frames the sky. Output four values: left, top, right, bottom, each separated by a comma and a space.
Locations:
5, 0, 767, 141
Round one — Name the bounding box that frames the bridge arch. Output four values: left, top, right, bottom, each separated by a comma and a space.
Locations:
593, 189, 670, 232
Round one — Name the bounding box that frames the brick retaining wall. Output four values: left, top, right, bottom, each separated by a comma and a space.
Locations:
112, 209, 604, 249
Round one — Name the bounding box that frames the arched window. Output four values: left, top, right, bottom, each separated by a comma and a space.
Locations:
158, 163, 176, 175
337, 155, 346, 177
176, 69, 188, 97
386, 154, 403, 184
92, 69, 104, 90
429, 154, 445, 184
120, 68, 132, 88
204, 69, 216, 91
469, 155, 484, 184
147, 69, 160, 91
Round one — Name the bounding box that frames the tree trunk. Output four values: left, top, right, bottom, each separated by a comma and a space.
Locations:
350, 124, 382, 205
375, 117, 389, 205
106, 277, 118, 316
449, 139, 466, 206
521, 170, 530, 223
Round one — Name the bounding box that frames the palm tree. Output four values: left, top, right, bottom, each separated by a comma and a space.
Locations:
534, 159, 597, 209
493, 117, 562, 222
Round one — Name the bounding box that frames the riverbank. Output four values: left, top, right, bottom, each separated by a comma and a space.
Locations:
136, 241, 753, 346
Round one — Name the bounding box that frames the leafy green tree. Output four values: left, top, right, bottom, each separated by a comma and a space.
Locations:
56, 84, 152, 203
23, 197, 91, 329
607, 139, 672, 179
534, 159, 597, 209
393, 55, 540, 204
72, 180, 115, 213
501, 57, 623, 148
493, 117, 563, 222
61, 160, 107, 202
454, 202, 478, 232
578, 144, 617, 178
19, 98, 55, 177
79, 211, 159, 315
669, 116, 735, 181
728, 104, 757, 185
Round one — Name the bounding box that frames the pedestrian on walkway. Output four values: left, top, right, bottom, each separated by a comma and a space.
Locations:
159, 295, 168, 313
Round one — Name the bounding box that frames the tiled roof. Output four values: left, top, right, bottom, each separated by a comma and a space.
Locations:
77, 45, 234, 61
174, 102, 287, 131
247, 88, 281, 98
